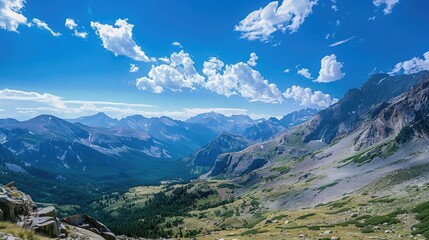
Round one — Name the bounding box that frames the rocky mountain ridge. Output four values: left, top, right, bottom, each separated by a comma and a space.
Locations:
206, 71, 429, 179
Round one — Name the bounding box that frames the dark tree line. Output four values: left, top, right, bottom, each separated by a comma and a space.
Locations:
93, 185, 218, 238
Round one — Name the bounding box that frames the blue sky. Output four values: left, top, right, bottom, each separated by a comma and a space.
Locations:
1, 0, 429, 120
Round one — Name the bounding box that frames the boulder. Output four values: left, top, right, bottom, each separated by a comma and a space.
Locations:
0, 187, 27, 221
31, 217, 58, 238
36, 206, 56, 218
62, 214, 116, 240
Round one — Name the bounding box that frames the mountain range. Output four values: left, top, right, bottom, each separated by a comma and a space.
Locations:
0, 105, 317, 192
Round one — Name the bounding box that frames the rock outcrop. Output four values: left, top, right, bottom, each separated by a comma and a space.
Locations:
62, 214, 116, 240
0, 186, 28, 222
0, 183, 114, 239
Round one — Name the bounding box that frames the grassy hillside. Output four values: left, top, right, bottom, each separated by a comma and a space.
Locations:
89, 178, 429, 239
0, 222, 52, 240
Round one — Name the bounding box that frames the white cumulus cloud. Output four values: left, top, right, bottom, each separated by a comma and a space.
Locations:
373, 0, 400, 15
203, 57, 283, 103
297, 68, 312, 79
136, 51, 283, 104
283, 85, 338, 108
32, 18, 61, 37
91, 19, 150, 62
247, 52, 258, 67
234, 0, 317, 42
315, 54, 345, 83
136, 51, 204, 93
390, 51, 429, 75
65, 18, 87, 38
0, 0, 28, 32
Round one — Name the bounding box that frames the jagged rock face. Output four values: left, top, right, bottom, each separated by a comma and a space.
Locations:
354, 81, 429, 149
304, 71, 429, 144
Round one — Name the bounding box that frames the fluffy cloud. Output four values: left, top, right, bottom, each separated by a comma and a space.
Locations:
373, 0, 400, 15
297, 68, 312, 79
136, 51, 283, 104
32, 18, 61, 37
65, 18, 77, 29
247, 52, 258, 67
390, 51, 429, 75
0, 89, 66, 108
283, 85, 338, 108
315, 54, 345, 83
129, 63, 139, 73
172, 41, 182, 48
136, 51, 204, 93
65, 18, 87, 38
328, 36, 355, 47
0, 0, 28, 32
234, 0, 317, 42
91, 19, 150, 62
203, 57, 283, 103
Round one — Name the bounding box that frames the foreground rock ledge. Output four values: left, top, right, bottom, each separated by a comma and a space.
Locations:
0, 183, 116, 239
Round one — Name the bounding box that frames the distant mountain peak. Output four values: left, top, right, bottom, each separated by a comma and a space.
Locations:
68, 112, 118, 128
94, 112, 109, 117
29, 114, 62, 122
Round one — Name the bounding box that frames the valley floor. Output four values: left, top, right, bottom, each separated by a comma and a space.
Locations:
83, 178, 429, 240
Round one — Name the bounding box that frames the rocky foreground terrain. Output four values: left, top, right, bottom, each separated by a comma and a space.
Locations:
0, 182, 119, 240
